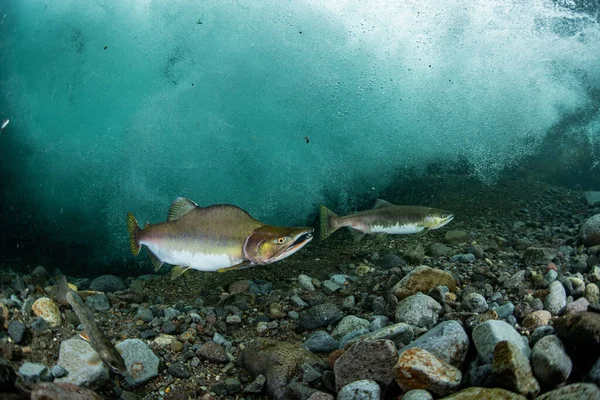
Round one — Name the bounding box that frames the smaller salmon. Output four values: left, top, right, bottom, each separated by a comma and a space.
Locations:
57, 276, 126, 374
320, 199, 454, 241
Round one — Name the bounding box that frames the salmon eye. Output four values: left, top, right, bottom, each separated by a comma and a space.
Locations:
277, 237, 285, 244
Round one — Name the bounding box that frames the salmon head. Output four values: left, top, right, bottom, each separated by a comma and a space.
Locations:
423, 208, 455, 229
244, 226, 314, 265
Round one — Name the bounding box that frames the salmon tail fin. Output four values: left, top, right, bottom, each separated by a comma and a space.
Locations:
319, 205, 339, 241
127, 212, 142, 256
57, 275, 70, 306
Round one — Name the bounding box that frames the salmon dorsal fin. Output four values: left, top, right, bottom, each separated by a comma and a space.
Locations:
373, 199, 394, 209
167, 197, 198, 221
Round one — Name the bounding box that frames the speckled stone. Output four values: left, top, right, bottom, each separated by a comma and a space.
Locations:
531, 335, 572, 387
472, 320, 530, 364
394, 347, 462, 396
522, 310, 552, 331
441, 387, 527, 399
491, 341, 539, 397
334, 339, 397, 391
390, 266, 456, 301
534, 383, 600, 400
32, 297, 61, 327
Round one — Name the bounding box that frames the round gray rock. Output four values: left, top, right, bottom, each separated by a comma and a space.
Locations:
472, 320, 530, 364
89, 275, 125, 293
580, 214, 600, 246
544, 281, 566, 315
531, 335, 572, 387
337, 379, 380, 400
394, 293, 441, 329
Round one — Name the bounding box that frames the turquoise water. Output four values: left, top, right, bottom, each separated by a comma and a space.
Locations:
1, 0, 599, 271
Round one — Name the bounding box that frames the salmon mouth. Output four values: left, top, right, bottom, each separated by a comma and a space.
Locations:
273, 229, 314, 262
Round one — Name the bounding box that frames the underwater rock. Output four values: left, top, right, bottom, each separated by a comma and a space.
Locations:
472, 320, 530, 364
491, 341, 540, 397
443, 230, 470, 245
402, 389, 434, 400
428, 243, 452, 257
534, 383, 600, 400
503, 271, 526, 290
303, 331, 338, 353
395, 292, 441, 329
334, 339, 397, 391
404, 244, 425, 265
522, 310, 552, 331
375, 253, 406, 269
84, 294, 110, 312
298, 275, 316, 292
394, 347, 462, 396
441, 387, 527, 399
459, 293, 488, 313
337, 379, 380, 400
197, 341, 229, 363
581, 214, 600, 247
116, 339, 159, 388
332, 315, 369, 340
30, 382, 103, 400
390, 266, 456, 301
545, 281, 567, 315
31, 297, 61, 327
398, 320, 469, 368
89, 275, 125, 293
168, 361, 190, 379
298, 303, 344, 330
343, 322, 414, 349
239, 338, 321, 400
521, 247, 558, 264
531, 335, 572, 387
18, 362, 53, 387
7, 320, 26, 344
585, 192, 600, 206
55, 339, 109, 390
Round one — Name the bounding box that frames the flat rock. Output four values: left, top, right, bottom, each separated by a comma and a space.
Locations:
18, 362, 52, 387
394, 348, 462, 397
334, 339, 397, 391
522, 310, 551, 331
332, 316, 369, 340
30, 382, 103, 400
441, 387, 527, 399
491, 341, 539, 397
85, 294, 110, 312
303, 331, 339, 353
398, 320, 469, 368
375, 253, 406, 269
395, 293, 441, 329
89, 275, 125, 293
8, 320, 26, 344
197, 342, 229, 363
239, 338, 321, 400
429, 243, 452, 257
337, 379, 380, 400
298, 303, 344, 330
344, 322, 413, 349
472, 320, 530, 364
391, 266, 456, 301
116, 338, 159, 388
585, 192, 600, 206
55, 338, 109, 390
531, 335, 572, 387
443, 230, 470, 245
535, 383, 600, 400
522, 247, 558, 264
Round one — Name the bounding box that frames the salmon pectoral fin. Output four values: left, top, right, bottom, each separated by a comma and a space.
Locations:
217, 261, 252, 273
79, 331, 91, 341
147, 250, 164, 272
375, 233, 388, 242
415, 227, 430, 238
170, 266, 191, 280
348, 227, 366, 242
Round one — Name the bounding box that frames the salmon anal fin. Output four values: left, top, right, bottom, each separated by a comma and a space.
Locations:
170, 266, 191, 280
348, 227, 366, 242
217, 262, 251, 273
79, 331, 91, 341
148, 250, 164, 272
